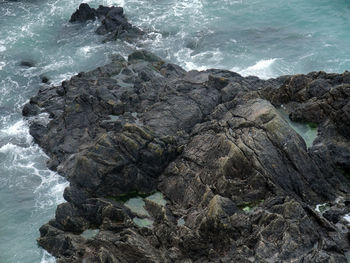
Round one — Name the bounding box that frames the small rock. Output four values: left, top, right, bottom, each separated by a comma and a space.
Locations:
128, 50, 163, 63
20, 61, 35, 68
69, 3, 97, 23
41, 76, 49, 83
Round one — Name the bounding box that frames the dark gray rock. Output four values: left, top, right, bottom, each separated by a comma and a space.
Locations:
96, 5, 115, 18
69, 3, 98, 23
323, 209, 342, 224
20, 60, 35, 67
69, 3, 142, 42
127, 50, 163, 64
25, 51, 350, 262
22, 102, 40, 117
41, 76, 49, 83
29, 122, 48, 143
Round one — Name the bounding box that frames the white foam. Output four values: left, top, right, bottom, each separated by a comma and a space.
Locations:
33, 112, 51, 126
77, 46, 94, 57
0, 143, 20, 153
0, 144, 38, 169
84, 0, 125, 6
41, 57, 74, 73
315, 203, 327, 213
0, 61, 5, 70
40, 251, 56, 263
0, 140, 68, 210
106, 0, 125, 6
1, 119, 28, 136
35, 178, 68, 209
344, 214, 350, 225
238, 58, 278, 79
1, 77, 19, 94
0, 120, 33, 146
76, 43, 106, 58
0, 118, 68, 209
3, 8, 10, 16
173, 47, 224, 72
184, 61, 208, 71
53, 72, 76, 85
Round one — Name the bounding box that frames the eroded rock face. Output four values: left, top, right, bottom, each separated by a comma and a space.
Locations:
24, 51, 350, 262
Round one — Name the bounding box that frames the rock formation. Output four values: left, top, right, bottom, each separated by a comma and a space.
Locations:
69, 3, 142, 41
23, 48, 350, 262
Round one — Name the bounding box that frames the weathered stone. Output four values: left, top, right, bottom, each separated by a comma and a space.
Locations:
26, 51, 350, 262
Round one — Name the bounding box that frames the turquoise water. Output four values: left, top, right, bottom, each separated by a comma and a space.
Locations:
277, 109, 318, 148
1, 0, 350, 262
122, 0, 350, 78
0, 0, 125, 262
124, 192, 166, 228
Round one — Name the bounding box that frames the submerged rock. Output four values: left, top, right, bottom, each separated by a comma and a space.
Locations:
22, 102, 40, 117
20, 60, 35, 67
41, 76, 49, 83
26, 51, 350, 262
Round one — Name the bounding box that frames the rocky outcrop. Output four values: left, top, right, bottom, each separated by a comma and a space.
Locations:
69, 3, 142, 41
263, 72, 350, 183
69, 3, 98, 23
24, 50, 350, 262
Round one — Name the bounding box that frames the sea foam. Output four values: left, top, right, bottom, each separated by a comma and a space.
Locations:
238, 58, 278, 79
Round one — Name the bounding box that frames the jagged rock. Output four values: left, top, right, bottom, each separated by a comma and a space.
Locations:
69, 3, 98, 22
26, 51, 350, 262
29, 122, 48, 143
22, 102, 40, 116
69, 3, 142, 41
95, 6, 131, 34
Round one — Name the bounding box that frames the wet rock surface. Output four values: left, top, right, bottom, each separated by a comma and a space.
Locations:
69, 3, 142, 41
24, 51, 350, 262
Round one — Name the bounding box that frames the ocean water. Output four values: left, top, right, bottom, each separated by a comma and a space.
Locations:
1, 0, 350, 262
